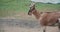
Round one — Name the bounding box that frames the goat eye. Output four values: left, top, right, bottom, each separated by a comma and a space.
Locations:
30, 8, 31, 9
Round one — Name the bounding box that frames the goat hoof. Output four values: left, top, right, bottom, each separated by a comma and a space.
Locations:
43, 30, 45, 32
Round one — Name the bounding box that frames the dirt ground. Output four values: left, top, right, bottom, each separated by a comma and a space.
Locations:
0, 19, 59, 32
0, 12, 60, 32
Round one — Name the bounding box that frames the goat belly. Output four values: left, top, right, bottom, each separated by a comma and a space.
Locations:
39, 17, 58, 26
39, 13, 58, 26
39, 19, 48, 26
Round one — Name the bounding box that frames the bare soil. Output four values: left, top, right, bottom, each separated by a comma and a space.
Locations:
0, 12, 59, 32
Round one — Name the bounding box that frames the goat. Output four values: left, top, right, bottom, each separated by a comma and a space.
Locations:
28, 3, 60, 32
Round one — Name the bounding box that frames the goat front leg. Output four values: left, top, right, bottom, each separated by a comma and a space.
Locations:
43, 26, 46, 32
57, 19, 60, 32
58, 22, 60, 32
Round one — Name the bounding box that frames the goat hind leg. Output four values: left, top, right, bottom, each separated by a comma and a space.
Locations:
58, 19, 60, 29
58, 22, 60, 32
43, 26, 46, 32
43, 29, 45, 32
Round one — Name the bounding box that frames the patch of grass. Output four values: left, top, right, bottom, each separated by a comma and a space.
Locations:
0, 0, 30, 17
0, 0, 60, 17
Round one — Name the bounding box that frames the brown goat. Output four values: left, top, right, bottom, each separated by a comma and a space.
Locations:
28, 3, 60, 32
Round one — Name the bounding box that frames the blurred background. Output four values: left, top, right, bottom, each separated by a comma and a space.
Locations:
0, 0, 60, 32
0, 0, 60, 18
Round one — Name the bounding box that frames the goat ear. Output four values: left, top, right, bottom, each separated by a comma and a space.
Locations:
32, 3, 35, 7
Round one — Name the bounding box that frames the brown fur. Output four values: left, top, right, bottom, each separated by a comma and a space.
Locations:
30, 9, 60, 26
28, 4, 60, 32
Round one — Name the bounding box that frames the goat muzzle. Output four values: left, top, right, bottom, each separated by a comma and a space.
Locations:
28, 12, 32, 15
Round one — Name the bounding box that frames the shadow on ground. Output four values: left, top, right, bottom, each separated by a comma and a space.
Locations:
0, 19, 40, 29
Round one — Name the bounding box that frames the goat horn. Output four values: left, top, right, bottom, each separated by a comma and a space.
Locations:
30, 2, 35, 7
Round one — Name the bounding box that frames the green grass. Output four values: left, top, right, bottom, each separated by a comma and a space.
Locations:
0, 0, 60, 17
36, 3, 60, 12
